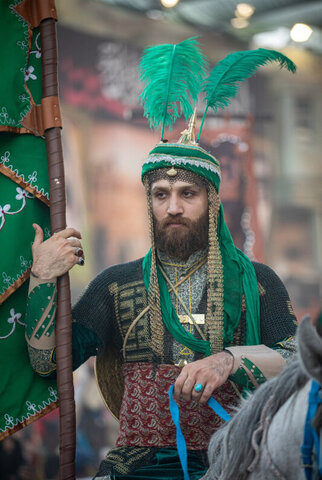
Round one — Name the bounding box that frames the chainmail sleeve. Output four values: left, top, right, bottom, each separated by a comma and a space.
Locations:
72, 267, 118, 352
252, 262, 298, 346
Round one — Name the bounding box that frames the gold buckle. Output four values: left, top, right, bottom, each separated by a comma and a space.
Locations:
175, 359, 188, 368
178, 314, 205, 325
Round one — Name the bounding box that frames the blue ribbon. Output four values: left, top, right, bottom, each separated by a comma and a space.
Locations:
168, 384, 231, 480
301, 380, 322, 480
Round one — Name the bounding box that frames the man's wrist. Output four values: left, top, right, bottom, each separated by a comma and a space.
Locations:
223, 350, 234, 375
30, 265, 56, 282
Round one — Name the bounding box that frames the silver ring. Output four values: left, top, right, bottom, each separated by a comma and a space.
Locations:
75, 247, 83, 257
78, 257, 85, 266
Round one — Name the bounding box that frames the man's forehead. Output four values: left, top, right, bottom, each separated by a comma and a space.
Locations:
146, 167, 208, 190
151, 178, 197, 190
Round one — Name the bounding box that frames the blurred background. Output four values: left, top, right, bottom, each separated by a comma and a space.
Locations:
5, 0, 321, 478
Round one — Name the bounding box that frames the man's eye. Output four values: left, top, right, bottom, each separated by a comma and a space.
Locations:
183, 191, 194, 198
155, 192, 166, 199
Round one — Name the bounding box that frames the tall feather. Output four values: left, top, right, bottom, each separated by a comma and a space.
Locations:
139, 37, 208, 140
197, 48, 296, 141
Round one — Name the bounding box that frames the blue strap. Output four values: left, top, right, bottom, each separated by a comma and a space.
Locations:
168, 384, 231, 480
301, 380, 322, 480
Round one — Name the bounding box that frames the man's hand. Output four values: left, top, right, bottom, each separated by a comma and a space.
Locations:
31, 223, 83, 280
173, 351, 233, 405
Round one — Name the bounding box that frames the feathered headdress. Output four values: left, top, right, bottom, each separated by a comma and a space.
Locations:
140, 39, 296, 188
139, 37, 208, 141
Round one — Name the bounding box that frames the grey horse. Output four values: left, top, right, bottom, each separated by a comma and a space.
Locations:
202, 316, 322, 480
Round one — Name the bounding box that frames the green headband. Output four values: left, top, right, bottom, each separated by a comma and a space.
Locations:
141, 142, 221, 192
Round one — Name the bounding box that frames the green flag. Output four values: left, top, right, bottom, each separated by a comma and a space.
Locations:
0, 0, 57, 439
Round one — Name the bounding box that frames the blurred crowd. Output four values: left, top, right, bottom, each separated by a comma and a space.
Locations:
0, 359, 119, 480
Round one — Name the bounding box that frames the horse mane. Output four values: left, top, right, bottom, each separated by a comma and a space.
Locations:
206, 359, 309, 480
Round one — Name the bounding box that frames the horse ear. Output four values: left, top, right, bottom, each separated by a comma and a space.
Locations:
297, 316, 322, 384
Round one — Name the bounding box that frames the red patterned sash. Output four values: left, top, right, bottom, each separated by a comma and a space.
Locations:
116, 362, 239, 450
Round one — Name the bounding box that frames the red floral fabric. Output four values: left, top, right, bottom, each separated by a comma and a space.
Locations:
116, 362, 239, 450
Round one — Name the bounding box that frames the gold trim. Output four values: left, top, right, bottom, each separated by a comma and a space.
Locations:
178, 314, 205, 325
178, 108, 197, 145
94, 345, 123, 421
0, 126, 32, 134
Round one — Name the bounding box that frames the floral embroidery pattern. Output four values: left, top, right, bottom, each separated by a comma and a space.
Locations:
27, 171, 37, 184
30, 33, 41, 59
20, 256, 29, 269
1, 151, 10, 164
0, 107, 14, 125
0, 308, 25, 340
0, 2, 31, 128
0, 151, 49, 200
17, 39, 28, 51
18, 94, 29, 103
1, 255, 33, 297
44, 227, 51, 239
0, 387, 58, 433
0, 187, 34, 231
24, 65, 37, 82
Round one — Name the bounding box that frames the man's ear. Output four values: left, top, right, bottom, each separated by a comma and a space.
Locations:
297, 316, 322, 384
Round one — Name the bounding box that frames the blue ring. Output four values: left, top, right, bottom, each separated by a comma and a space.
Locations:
194, 383, 203, 393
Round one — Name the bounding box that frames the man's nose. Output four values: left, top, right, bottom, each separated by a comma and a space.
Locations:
167, 194, 183, 216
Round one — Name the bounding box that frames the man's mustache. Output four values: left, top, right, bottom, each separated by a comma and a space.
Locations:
160, 216, 191, 228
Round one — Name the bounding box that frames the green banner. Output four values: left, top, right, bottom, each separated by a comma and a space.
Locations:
0, 0, 58, 439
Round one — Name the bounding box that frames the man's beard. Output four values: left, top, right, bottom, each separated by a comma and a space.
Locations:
154, 211, 208, 261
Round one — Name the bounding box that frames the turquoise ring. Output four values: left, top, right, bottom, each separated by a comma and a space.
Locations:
194, 383, 203, 393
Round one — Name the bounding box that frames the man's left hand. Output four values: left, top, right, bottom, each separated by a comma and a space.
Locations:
173, 352, 233, 405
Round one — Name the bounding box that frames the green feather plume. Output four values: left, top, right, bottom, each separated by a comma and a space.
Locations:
197, 48, 296, 141
139, 37, 207, 140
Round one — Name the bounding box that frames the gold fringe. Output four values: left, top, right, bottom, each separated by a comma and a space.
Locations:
206, 185, 224, 353
143, 177, 165, 361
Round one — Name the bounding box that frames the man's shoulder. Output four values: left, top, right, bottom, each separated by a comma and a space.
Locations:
251, 261, 286, 291
91, 257, 144, 286
252, 261, 277, 277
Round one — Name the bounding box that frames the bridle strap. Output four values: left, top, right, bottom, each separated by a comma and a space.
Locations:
301, 380, 322, 480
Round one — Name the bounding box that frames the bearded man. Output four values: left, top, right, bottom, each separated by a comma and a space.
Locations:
25, 40, 298, 480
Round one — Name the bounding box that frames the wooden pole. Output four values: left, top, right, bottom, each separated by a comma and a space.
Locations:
40, 17, 76, 480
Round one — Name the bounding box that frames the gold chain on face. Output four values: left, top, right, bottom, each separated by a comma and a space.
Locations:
144, 177, 165, 361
